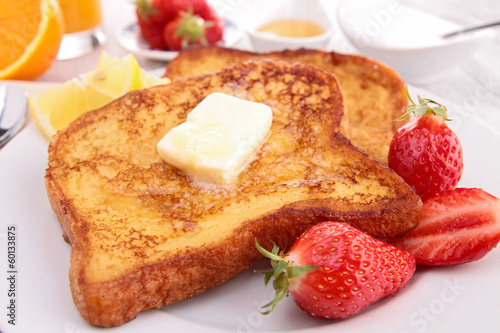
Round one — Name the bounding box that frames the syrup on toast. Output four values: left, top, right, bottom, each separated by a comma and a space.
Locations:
46, 60, 421, 327
164, 46, 409, 165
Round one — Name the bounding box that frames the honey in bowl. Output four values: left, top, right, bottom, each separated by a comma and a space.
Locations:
257, 19, 325, 38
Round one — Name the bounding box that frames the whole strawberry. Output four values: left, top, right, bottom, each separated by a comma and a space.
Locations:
162, 9, 211, 51
136, 0, 173, 25
203, 8, 224, 45
256, 222, 416, 319
136, 13, 168, 49
388, 89, 463, 201
160, 0, 214, 24
391, 188, 500, 266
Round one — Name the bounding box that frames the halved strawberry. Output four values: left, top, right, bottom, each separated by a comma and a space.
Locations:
256, 222, 416, 319
391, 188, 500, 266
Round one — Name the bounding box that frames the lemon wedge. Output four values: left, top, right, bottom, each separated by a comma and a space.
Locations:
30, 78, 87, 138
85, 52, 142, 99
30, 52, 170, 139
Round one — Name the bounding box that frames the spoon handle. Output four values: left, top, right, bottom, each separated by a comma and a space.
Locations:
443, 20, 500, 38
0, 85, 6, 122
0, 84, 28, 148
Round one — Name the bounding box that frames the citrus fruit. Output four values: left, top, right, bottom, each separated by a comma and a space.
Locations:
29, 52, 170, 139
96, 52, 169, 87
0, 0, 64, 80
30, 78, 87, 138
88, 51, 168, 96
84, 52, 143, 99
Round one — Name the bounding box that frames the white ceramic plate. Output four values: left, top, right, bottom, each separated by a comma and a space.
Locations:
1, 85, 499, 333
116, 19, 244, 62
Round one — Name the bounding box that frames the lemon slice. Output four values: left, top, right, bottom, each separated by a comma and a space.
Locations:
30, 78, 87, 138
30, 52, 170, 139
84, 53, 142, 99
139, 68, 170, 87
93, 51, 169, 91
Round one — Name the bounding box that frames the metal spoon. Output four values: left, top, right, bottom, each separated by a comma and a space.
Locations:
0, 84, 28, 148
443, 20, 500, 38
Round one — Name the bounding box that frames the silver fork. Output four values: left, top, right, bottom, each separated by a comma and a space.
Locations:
0, 84, 28, 148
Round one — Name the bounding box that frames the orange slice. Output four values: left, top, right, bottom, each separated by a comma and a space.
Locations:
0, 0, 64, 80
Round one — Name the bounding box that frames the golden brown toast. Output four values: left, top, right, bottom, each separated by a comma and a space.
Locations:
45, 60, 421, 327
164, 46, 409, 165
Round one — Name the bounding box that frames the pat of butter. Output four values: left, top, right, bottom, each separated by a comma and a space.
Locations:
157, 93, 272, 184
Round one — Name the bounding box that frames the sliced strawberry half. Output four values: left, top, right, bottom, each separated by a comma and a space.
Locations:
391, 188, 500, 266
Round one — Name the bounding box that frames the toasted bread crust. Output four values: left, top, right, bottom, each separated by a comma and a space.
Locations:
164, 46, 409, 165
46, 60, 421, 327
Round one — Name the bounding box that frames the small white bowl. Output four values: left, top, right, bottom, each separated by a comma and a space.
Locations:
337, 0, 496, 84
244, 0, 334, 52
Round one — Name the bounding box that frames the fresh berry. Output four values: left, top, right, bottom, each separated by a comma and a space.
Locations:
391, 188, 500, 266
204, 11, 224, 45
136, 12, 168, 49
388, 88, 463, 201
136, 0, 172, 25
255, 222, 416, 319
161, 0, 213, 22
162, 9, 210, 51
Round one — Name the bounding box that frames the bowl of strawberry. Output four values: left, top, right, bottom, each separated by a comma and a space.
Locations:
134, 0, 227, 52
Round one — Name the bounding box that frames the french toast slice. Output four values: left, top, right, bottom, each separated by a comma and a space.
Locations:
46, 60, 421, 327
164, 46, 409, 165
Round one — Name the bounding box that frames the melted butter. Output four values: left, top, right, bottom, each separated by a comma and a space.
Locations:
257, 19, 325, 38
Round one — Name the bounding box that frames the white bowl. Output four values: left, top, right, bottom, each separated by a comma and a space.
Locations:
244, 0, 334, 52
337, 0, 496, 84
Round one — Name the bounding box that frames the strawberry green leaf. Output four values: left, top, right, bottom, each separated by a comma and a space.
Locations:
173, 7, 210, 48
406, 86, 416, 105
274, 260, 288, 278
414, 105, 430, 116
261, 288, 287, 315
254, 240, 319, 315
136, 0, 158, 21
255, 239, 282, 261
417, 95, 427, 105
255, 269, 274, 286
430, 105, 450, 120
287, 265, 319, 279
397, 86, 452, 121
271, 242, 280, 255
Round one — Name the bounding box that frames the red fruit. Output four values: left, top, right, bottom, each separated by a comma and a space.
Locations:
256, 222, 416, 319
136, 0, 172, 25
388, 89, 463, 201
162, 7, 223, 51
136, 11, 168, 49
391, 188, 500, 266
162, 10, 208, 51
204, 11, 224, 45
161, 0, 213, 21
136, 0, 223, 50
